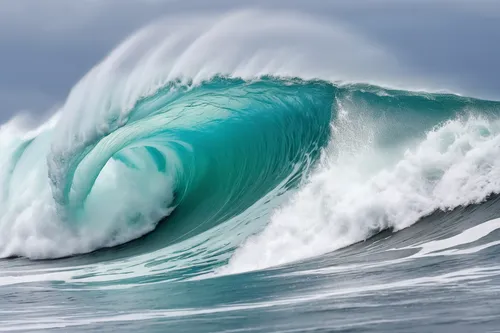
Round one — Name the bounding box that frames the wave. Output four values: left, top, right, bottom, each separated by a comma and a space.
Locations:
1, 10, 500, 279
0, 75, 333, 259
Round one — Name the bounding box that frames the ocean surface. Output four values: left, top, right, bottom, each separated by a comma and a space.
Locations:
1, 10, 500, 333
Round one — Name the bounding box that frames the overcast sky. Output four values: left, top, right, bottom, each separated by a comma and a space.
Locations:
0, 0, 499, 122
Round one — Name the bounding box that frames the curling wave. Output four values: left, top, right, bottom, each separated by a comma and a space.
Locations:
0, 76, 333, 259
0, 10, 499, 281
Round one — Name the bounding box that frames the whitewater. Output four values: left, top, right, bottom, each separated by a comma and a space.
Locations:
2, 9, 500, 333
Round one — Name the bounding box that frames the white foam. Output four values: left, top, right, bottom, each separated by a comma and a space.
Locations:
225, 115, 500, 273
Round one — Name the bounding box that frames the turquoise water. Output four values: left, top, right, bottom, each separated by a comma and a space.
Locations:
2, 74, 500, 332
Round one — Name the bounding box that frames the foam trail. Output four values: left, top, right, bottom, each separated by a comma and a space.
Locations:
409, 218, 500, 257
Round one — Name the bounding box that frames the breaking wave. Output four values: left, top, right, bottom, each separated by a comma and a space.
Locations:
1, 10, 499, 280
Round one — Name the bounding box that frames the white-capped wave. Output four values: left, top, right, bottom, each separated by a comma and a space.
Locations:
225, 112, 500, 273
